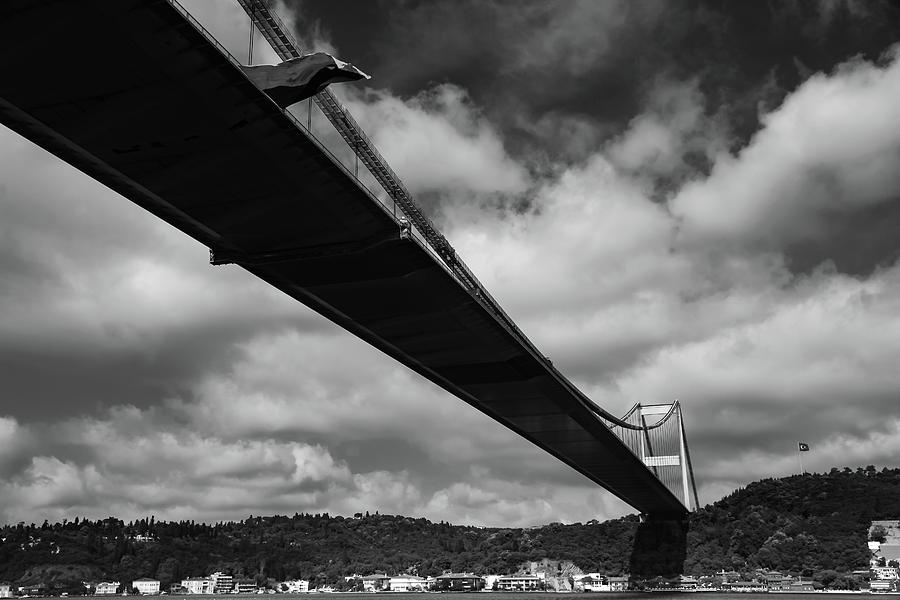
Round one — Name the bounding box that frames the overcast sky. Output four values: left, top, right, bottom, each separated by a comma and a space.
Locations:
2, 0, 900, 528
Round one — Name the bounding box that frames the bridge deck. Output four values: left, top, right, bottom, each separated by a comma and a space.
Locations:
0, 0, 687, 516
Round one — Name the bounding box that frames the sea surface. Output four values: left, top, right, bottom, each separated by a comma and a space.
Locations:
159, 594, 874, 600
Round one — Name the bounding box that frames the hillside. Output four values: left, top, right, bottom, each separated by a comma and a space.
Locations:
1, 466, 899, 592
685, 466, 900, 575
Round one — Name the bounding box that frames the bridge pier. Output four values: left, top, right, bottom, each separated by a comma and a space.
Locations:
629, 514, 689, 579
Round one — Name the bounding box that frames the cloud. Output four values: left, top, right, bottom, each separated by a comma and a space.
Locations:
0, 410, 356, 524
672, 46, 900, 251
342, 84, 529, 198
421, 466, 631, 527
0, 407, 607, 528
0, 416, 35, 479
0, 124, 322, 421
510, 1, 631, 76
695, 417, 900, 503
164, 328, 596, 493
606, 79, 730, 186
602, 264, 900, 453
348, 0, 646, 87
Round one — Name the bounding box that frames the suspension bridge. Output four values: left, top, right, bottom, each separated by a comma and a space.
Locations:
0, 0, 698, 518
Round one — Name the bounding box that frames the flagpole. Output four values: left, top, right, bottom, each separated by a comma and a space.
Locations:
798, 447, 804, 474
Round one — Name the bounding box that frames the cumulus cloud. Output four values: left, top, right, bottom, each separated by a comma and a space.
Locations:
0, 410, 354, 524
422, 466, 631, 527
163, 328, 595, 493
606, 79, 729, 185
0, 407, 604, 528
672, 46, 900, 249
342, 84, 529, 198
601, 265, 900, 456
0, 124, 322, 421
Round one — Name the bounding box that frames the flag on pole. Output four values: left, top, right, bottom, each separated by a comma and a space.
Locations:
242, 52, 370, 108
798, 442, 810, 452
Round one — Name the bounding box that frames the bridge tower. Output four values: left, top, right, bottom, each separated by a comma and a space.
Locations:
611, 401, 700, 512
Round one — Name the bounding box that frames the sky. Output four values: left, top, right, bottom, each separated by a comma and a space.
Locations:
1, 0, 900, 528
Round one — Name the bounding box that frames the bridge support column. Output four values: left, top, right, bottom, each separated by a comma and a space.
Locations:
629, 514, 689, 579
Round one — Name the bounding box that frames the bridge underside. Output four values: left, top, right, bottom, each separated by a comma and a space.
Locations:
0, 0, 687, 516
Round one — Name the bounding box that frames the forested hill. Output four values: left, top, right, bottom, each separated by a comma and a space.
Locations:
684, 466, 900, 575
1, 466, 899, 591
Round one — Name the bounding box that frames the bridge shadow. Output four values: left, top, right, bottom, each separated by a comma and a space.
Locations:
628, 515, 689, 578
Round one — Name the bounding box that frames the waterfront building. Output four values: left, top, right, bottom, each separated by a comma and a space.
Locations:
495, 574, 542, 591
435, 573, 484, 592
874, 566, 900, 580
96, 582, 121, 595
280, 580, 309, 593
608, 576, 629, 591
182, 578, 213, 594
0, 583, 11, 598
18, 585, 45, 596
716, 569, 741, 583
233, 579, 257, 594
870, 520, 900, 568
132, 578, 161, 595
789, 580, 815, 592
210, 572, 234, 594
759, 571, 793, 591
361, 574, 390, 592
573, 574, 607, 592
871, 580, 900, 592
388, 576, 428, 592
723, 580, 767, 592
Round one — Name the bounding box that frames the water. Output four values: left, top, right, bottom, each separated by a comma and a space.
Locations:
159, 594, 871, 600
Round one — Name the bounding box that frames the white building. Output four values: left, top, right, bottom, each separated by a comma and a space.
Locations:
608, 576, 629, 591
233, 580, 258, 594
133, 579, 161, 595
0, 583, 12, 598
210, 572, 233, 594
388, 576, 428, 592
573, 574, 608, 592
362, 574, 390, 592
280, 580, 309, 593
182, 578, 213, 594
96, 582, 121, 595
495, 575, 542, 591
875, 566, 900, 580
